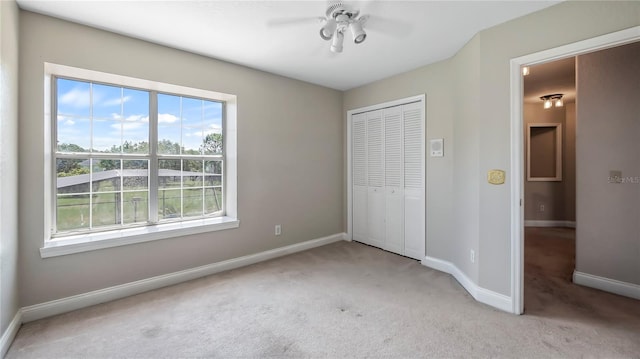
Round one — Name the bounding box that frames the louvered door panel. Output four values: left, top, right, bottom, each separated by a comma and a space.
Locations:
366, 110, 385, 247
403, 103, 423, 189
352, 114, 367, 187
352, 113, 368, 243
367, 110, 384, 188
384, 107, 402, 187
384, 106, 403, 255
402, 101, 424, 260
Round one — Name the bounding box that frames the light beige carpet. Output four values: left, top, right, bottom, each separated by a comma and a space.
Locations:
7, 231, 640, 358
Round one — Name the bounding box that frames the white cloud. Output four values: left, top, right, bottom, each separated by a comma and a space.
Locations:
58, 115, 75, 125
59, 88, 93, 108
206, 123, 222, 134
185, 122, 223, 138
57, 127, 90, 149
158, 113, 179, 124
110, 115, 148, 131
101, 95, 131, 107
125, 114, 148, 122
111, 122, 145, 131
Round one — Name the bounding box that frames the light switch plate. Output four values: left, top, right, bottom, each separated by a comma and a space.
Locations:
430, 139, 444, 157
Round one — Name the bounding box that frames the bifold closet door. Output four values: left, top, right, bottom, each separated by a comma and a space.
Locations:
366, 110, 385, 249
384, 106, 404, 255
352, 113, 367, 244
402, 102, 425, 260
350, 99, 424, 260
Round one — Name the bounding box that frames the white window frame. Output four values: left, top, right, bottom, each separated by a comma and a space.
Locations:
41, 63, 238, 258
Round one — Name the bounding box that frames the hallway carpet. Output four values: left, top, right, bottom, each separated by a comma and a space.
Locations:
7, 232, 640, 358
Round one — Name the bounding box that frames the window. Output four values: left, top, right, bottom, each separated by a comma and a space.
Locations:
43, 63, 238, 257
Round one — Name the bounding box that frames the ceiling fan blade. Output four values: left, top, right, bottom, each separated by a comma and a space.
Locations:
364, 15, 413, 38
267, 16, 324, 28
348, 0, 379, 19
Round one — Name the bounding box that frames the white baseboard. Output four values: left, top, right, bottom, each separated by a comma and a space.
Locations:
21, 233, 347, 323
524, 220, 576, 228
573, 270, 640, 300
422, 256, 513, 313
342, 232, 352, 241
1, 310, 22, 358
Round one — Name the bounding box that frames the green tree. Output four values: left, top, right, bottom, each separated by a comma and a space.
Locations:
200, 133, 223, 154
158, 139, 181, 155
99, 141, 150, 171
123, 140, 149, 154
97, 159, 119, 171
56, 143, 88, 176
58, 143, 87, 153
57, 166, 90, 177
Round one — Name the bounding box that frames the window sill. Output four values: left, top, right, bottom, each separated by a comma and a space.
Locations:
40, 217, 239, 258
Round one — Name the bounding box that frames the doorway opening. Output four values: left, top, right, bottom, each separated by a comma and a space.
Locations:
522, 57, 576, 314
510, 26, 640, 315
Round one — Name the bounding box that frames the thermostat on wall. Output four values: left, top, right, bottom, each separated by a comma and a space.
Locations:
430, 139, 444, 157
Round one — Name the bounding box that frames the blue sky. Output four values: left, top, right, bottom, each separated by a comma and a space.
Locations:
56, 78, 223, 153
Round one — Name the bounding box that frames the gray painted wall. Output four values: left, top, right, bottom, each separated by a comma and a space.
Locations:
564, 102, 577, 223
576, 41, 640, 286
345, 1, 640, 296
18, 11, 344, 306
6, 0, 640, 315
524, 102, 576, 222
0, 0, 20, 338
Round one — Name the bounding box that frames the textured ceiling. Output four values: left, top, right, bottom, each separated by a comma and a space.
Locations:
17, 0, 560, 90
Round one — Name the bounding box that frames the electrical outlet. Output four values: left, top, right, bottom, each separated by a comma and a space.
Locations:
539, 204, 545, 212
470, 249, 475, 263
275, 224, 281, 236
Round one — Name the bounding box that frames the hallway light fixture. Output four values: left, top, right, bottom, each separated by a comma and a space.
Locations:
522, 66, 530, 76
540, 94, 563, 109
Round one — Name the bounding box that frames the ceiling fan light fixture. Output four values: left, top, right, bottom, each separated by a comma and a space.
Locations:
320, 18, 337, 40
350, 21, 366, 44
330, 30, 344, 53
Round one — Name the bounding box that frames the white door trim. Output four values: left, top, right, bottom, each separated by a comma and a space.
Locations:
346, 94, 425, 244
510, 26, 640, 314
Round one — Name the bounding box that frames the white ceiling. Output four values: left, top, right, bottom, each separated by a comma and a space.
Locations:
17, 0, 560, 91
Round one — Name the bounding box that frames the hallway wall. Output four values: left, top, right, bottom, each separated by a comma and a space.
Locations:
576, 41, 640, 286
524, 102, 576, 222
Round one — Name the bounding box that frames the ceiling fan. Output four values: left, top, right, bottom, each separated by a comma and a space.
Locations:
318, 1, 369, 53
267, 1, 411, 55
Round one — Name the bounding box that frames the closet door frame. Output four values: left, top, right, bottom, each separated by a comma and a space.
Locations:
346, 94, 425, 247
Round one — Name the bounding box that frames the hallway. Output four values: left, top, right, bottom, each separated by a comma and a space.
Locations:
524, 227, 640, 330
